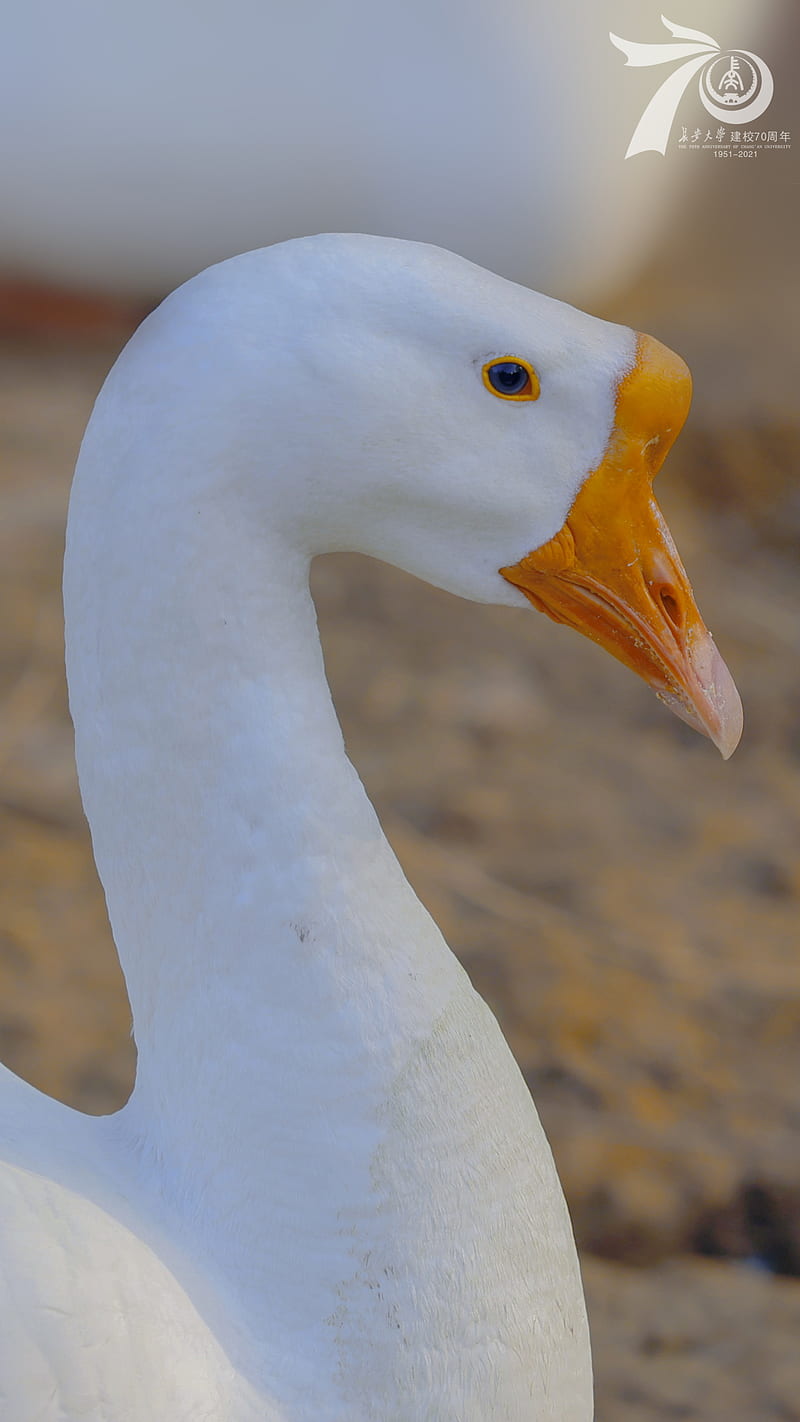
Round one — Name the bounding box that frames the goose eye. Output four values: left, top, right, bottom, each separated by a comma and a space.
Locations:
482, 358, 540, 402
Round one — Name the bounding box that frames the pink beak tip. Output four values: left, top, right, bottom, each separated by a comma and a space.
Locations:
690, 631, 744, 761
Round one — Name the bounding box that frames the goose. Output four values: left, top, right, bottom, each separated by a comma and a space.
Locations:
0, 234, 742, 1421
0, 0, 774, 304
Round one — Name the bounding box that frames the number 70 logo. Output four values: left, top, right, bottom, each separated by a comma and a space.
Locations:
611, 14, 774, 158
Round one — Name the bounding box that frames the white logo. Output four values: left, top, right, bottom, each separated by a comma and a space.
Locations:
610, 14, 774, 158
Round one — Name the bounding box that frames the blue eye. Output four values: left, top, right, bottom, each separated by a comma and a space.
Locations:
488, 362, 529, 394
482, 358, 540, 401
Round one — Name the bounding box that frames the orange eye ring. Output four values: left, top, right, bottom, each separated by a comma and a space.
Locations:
482, 357, 540, 402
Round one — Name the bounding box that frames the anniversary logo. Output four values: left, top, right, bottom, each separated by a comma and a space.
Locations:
610, 14, 790, 158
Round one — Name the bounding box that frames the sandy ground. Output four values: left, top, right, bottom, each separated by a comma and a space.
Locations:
1, 102, 799, 1419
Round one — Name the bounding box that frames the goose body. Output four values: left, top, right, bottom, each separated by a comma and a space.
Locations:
0, 0, 776, 302
0, 235, 740, 1419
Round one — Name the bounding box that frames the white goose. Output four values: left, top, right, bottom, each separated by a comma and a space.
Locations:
0, 235, 741, 1421
0, 0, 775, 303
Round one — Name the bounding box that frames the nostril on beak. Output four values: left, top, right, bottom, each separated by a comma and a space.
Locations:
658, 587, 683, 632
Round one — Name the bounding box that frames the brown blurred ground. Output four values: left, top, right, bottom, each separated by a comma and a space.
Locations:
1, 93, 799, 1422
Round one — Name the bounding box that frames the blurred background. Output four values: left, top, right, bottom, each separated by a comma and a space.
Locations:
0, 2, 798, 1417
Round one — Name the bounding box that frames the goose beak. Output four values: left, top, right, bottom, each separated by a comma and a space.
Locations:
500, 333, 743, 759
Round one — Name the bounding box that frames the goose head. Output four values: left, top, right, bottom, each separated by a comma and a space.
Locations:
86, 232, 741, 757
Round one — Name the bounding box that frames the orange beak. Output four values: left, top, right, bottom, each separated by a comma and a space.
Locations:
500, 334, 743, 758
